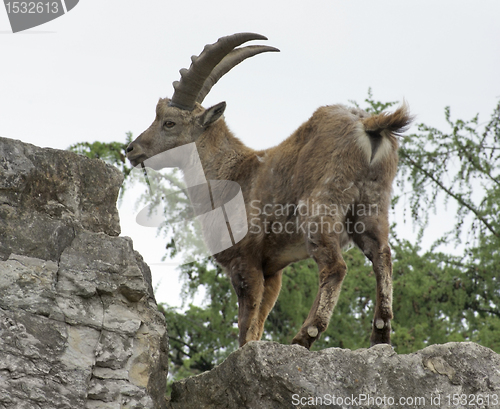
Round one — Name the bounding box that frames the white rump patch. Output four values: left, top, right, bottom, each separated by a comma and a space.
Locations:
371, 135, 392, 164
353, 123, 372, 163
353, 124, 393, 165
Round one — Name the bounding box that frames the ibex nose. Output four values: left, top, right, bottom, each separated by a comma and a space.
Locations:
125, 142, 147, 167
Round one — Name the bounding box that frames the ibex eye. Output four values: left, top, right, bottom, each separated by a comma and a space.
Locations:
164, 121, 176, 129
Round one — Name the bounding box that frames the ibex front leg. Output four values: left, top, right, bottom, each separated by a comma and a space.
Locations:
292, 230, 347, 349
230, 261, 266, 347
255, 270, 283, 340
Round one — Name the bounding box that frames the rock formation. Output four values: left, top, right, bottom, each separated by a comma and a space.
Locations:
168, 341, 500, 409
2, 136, 500, 409
0, 137, 168, 409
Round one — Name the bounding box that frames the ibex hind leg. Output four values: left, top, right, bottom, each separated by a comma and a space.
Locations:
353, 228, 393, 346
292, 230, 347, 349
369, 243, 393, 346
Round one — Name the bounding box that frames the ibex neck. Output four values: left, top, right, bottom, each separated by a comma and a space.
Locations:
196, 120, 254, 182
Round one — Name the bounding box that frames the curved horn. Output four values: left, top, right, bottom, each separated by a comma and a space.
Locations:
196, 45, 280, 105
169, 33, 277, 111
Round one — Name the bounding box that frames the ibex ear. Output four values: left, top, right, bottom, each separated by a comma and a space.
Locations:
200, 102, 226, 127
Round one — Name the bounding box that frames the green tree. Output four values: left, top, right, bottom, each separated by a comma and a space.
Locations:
391, 97, 500, 352
69, 132, 134, 177
68, 94, 500, 387
159, 260, 239, 387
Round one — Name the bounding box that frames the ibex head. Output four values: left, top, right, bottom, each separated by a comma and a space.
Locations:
126, 33, 279, 167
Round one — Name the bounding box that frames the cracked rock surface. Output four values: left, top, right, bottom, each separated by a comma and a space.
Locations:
168, 341, 500, 409
0, 137, 168, 409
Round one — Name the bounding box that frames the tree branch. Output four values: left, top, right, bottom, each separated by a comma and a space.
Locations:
400, 152, 499, 238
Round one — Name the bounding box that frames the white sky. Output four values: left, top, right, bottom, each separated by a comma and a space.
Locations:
1, 1, 499, 306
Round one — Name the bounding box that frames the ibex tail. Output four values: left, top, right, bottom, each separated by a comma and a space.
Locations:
361, 103, 413, 163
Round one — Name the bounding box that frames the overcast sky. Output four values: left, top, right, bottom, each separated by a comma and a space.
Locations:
1, 1, 499, 306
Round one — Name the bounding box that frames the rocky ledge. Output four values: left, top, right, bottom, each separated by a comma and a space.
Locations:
0, 137, 168, 409
168, 341, 500, 409
2, 136, 500, 409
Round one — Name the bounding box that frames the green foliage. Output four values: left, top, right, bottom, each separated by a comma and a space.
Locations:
398, 100, 500, 243
158, 259, 238, 391
393, 99, 500, 353
69, 95, 500, 387
390, 241, 467, 352
68, 132, 134, 178
350, 87, 398, 115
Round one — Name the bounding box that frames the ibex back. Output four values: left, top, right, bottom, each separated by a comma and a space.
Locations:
126, 33, 413, 349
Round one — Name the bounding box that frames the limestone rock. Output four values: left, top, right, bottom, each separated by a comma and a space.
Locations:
4, 136, 500, 409
0, 137, 168, 409
168, 341, 500, 409
0, 137, 122, 261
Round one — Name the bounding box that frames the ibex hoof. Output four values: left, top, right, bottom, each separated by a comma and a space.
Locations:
292, 326, 319, 349
307, 325, 319, 337
375, 318, 385, 329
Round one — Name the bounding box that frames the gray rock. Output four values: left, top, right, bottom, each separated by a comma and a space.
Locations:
0, 136, 122, 261
0, 137, 168, 409
168, 341, 500, 409
3, 136, 500, 409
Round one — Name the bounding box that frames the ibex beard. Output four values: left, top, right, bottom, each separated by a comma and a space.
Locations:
126, 33, 413, 350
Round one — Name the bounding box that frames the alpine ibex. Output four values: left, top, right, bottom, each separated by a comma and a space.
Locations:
126, 33, 412, 349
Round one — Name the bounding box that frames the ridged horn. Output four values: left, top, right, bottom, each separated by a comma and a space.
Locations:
169, 33, 279, 111
196, 45, 280, 105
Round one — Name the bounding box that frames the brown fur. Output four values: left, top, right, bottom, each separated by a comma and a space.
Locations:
127, 98, 412, 349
